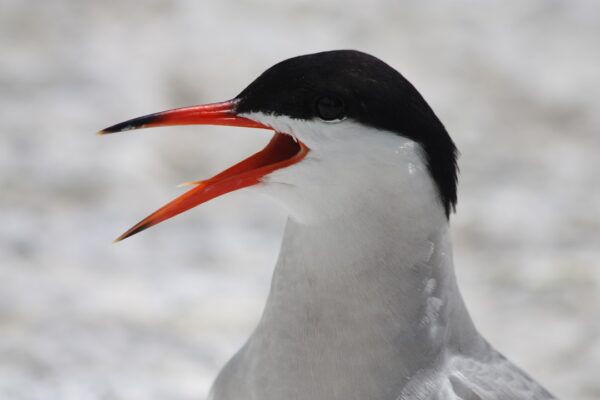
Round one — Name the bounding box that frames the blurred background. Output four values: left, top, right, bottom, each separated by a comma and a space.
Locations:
1, 0, 599, 399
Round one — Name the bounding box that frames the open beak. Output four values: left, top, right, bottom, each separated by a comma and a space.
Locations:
99, 99, 309, 242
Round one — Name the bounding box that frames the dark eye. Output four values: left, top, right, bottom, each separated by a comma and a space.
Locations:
315, 96, 346, 121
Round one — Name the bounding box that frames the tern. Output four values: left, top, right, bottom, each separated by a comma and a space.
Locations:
100, 50, 556, 400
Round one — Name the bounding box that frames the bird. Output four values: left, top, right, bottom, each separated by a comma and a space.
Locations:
100, 50, 557, 400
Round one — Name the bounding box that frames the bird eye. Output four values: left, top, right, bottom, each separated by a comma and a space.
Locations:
315, 96, 346, 121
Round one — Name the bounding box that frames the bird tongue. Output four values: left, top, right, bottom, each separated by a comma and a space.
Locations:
99, 100, 308, 241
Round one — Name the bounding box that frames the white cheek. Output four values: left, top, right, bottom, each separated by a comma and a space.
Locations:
240, 113, 440, 224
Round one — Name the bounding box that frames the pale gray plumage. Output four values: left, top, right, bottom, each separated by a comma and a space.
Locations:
207, 116, 557, 400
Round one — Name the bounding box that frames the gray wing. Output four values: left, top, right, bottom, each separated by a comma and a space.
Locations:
446, 349, 557, 400
397, 344, 557, 400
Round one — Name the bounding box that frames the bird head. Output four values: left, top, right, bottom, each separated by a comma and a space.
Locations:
100, 50, 458, 241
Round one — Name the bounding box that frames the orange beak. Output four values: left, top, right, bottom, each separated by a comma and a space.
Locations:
99, 100, 309, 242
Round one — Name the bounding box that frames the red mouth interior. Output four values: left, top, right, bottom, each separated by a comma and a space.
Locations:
207, 132, 303, 182
115, 132, 308, 241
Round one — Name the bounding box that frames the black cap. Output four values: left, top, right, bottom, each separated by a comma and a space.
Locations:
235, 50, 458, 217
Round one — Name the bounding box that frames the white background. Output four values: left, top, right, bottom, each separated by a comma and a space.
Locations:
1, 1, 599, 399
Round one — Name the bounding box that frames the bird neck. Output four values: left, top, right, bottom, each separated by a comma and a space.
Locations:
214, 202, 487, 400
255, 206, 481, 365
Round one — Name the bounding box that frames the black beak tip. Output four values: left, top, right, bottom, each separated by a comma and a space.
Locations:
112, 221, 153, 243
97, 121, 143, 135
97, 113, 162, 135
97, 128, 114, 135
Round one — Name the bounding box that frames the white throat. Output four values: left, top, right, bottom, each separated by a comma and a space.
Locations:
242, 113, 445, 225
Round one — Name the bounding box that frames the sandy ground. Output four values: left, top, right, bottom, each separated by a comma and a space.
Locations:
1, 1, 599, 399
